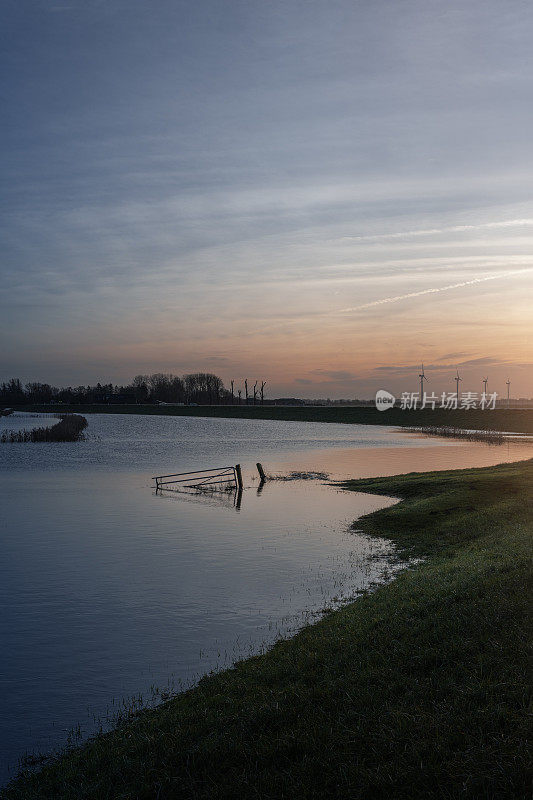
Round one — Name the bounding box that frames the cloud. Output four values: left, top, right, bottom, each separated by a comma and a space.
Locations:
199, 356, 230, 364
311, 369, 358, 381
334, 269, 533, 314
2, 1, 533, 391
374, 357, 512, 376
436, 352, 471, 361
457, 357, 502, 366
374, 364, 422, 374
340, 218, 533, 242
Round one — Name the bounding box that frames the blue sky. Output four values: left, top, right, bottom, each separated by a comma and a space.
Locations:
1, 0, 532, 396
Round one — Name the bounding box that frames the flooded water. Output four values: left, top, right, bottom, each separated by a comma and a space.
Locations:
1, 413, 531, 783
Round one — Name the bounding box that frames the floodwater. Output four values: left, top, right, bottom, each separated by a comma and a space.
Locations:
0, 413, 531, 784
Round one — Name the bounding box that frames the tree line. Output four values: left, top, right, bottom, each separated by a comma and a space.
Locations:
0, 374, 268, 406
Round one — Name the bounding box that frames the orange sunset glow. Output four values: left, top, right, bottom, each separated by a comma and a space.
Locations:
1, 1, 532, 399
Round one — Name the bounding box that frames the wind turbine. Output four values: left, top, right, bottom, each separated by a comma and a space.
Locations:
482, 376, 488, 396
418, 364, 429, 399
454, 368, 462, 402
506, 378, 511, 408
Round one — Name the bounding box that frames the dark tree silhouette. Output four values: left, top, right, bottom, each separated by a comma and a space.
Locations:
0, 372, 247, 407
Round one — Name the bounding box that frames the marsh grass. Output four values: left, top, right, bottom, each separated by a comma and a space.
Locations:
411, 424, 505, 444
0, 414, 88, 443
3, 459, 532, 799
267, 470, 330, 481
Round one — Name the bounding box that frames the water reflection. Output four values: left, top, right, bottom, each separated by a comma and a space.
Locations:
1, 413, 531, 785
155, 485, 245, 511
0, 467, 397, 783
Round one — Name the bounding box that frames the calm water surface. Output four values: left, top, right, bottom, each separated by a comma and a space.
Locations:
1, 413, 531, 783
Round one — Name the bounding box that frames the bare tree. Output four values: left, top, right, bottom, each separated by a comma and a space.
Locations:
244, 379, 248, 404
230, 380, 234, 405
253, 381, 258, 405
148, 373, 185, 403
237, 389, 242, 404
184, 373, 223, 404
260, 380, 266, 405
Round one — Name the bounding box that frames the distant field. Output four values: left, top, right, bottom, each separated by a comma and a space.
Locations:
16, 403, 533, 434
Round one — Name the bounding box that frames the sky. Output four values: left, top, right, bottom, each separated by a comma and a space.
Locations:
1, 0, 532, 399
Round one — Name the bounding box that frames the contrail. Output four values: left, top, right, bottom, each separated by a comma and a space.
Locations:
335, 269, 533, 315
341, 218, 533, 242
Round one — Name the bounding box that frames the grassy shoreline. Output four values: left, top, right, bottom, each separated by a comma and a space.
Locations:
14, 402, 533, 434
3, 459, 532, 799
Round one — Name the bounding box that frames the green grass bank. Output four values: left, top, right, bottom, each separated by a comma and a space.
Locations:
16, 402, 533, 434
3, 459, 532, 799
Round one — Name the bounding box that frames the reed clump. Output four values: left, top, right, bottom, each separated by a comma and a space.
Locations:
267, 470, 330, 481
0, 414, 88, 443
413, 425, 505, 444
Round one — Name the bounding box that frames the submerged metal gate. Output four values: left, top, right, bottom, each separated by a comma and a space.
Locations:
153, 465, 243, 492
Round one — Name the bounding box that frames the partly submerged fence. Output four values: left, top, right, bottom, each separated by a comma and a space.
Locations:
153, 465, 243, 492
